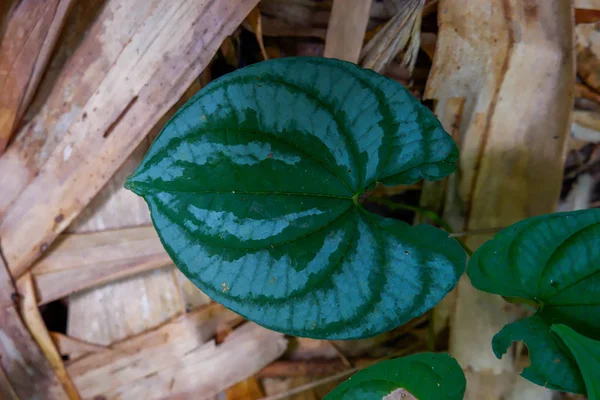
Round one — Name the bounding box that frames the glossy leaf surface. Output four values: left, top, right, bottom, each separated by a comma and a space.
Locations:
323, 353, 466, 400
552, 324, 600, 400
126, 57, 463, 339
468, 209, 600, 392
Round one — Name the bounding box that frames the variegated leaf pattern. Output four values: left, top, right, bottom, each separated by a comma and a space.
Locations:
126, 57, 464, 339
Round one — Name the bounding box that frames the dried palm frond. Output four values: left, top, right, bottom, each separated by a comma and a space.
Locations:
360, 0, 425, 73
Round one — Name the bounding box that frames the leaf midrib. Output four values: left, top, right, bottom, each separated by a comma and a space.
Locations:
183, 60, 387, 188
134, 123, 356, 197
150, 193, 355, 251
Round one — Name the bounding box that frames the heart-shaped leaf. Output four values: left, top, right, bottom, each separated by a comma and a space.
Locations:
323, 353, 466, 400
552, 324, 600, 400
126, 57, 464, 339
468, 209, 600, 392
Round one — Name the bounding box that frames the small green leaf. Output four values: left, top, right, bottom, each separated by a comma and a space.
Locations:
126, 57, 464, 339
468, 209, 600, 392
323, 353, 466, 400
492, 315, 584, 392
552, 324, 600, 400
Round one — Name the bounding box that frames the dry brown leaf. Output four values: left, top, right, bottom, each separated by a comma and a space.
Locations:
220, 36, 240, 68
226, 376, 265, 399
0, 255, 71, 398
16, 273, 80, 398
0, 0, 260, 280
576, 8, 600, 23
247, 7, 269, 60
0, 0, 73, 154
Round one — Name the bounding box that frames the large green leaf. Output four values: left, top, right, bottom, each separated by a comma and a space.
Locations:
468, 209, 600, 392
324, 353, 466, 400
552, 324, 600, 400
126, 57, 464, 339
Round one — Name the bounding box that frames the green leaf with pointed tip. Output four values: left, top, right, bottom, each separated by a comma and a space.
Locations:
323, 353, 466, 400
492, 315, 585, 393
468, 209, 600, 393
126, 57, 464, 339
552, 324, 600, 400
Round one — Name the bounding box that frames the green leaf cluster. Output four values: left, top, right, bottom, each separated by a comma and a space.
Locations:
468, 209, 600, 396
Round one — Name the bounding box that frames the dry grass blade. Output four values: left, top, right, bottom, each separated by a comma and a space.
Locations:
16, 273, 81, 399
247, 7, 269, 60
360, 0, 425, 73
0, 254, 70, 398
